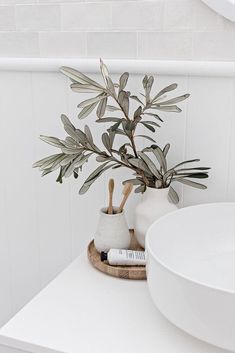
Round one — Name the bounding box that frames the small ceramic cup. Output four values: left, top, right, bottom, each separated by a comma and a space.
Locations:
94, 207, 131, 253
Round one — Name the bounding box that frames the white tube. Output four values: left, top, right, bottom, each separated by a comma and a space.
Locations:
101, 249, 146, 266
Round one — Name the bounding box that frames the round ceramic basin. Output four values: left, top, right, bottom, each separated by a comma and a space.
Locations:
146, 203, 235, 351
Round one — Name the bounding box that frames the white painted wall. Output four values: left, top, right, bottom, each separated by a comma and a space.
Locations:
0, 0, 235, 61
0, 60, 235, 327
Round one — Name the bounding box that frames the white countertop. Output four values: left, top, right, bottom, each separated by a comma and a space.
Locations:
0, 254, 230, 353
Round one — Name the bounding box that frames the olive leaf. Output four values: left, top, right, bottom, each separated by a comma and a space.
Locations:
70, 83, 102, 93
119, 143, 131, 154
130, 95, 144, 105
42, 154, 65, 171
119, 72, 129, 91
142, 75, 148, 90
79, 162, 115, 194
61, 146, 83, 155
140, 122, 156, 133
60, 154, 79, 166
176, 167, 210, 172
175, 173, 209, 179
102, 132, 111, 152
106, 77, 116, 95
42, 169, 53, 177
78, 102, 99, 119
158, 94, 190, 106
152, 83, 178, 102
135, 135, 156, 143
96, 97, 108, 119
60, 66, 102, 89
123, 178, 144, 186
168, 186, 179, 204
143, 113, 163, 122
108, 129, 115, 148
110, 120, 122, 131
113, 128, 126, 136
61, 114, 75, 130
163, 143, 170, 157
84, 125, 94, 145
173, 159, 200, 169
134, 106, 142, 119
78, 94, 106, 108
106, 105, 120, 112
96, 155, 109, 162
176, 179, 207, 189
63, 124, 80, 144
128, 158, 152, 175
142, 120, 160, 128
33, 153, 62, 168
96, 117, 121, 123
137, 152, 161, 178
50, 153, 66, 171
64, 137, 77, 148
146, 76, 154, 102
134, 185, 146, 193
100, 59, 109, 84
40, 136, 64, 148
152, 147, 167, 173
118, 90, 129, 116
65, 154, 91, 178
152, 105, 182, 113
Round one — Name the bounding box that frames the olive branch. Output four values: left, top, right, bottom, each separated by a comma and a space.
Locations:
33, 60, 210, 204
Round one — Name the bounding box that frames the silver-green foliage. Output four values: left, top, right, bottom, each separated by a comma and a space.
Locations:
33, 60, 210, 203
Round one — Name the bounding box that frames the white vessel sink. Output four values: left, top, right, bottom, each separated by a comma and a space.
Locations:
146, 203, 235, 352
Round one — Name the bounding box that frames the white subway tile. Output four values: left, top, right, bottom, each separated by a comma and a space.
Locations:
87, 32, 137, 58
0, 0, 37, 3
0, 32, 39, 57
0, 6, 15, 31
40, 32, 86, 57
38, 0, 82, 2
61, 3, 111, 31
192, 0, 224, 31
193, 32, 235, 61
16, 4, 60, 31
138, 32, 192, 59
112, 1, 164, 30
86, 0, 137, 1
164, 0, 193, 31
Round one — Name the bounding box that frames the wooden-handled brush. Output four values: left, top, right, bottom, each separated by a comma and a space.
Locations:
117, 183, 133, 213
107, 178, 114, 214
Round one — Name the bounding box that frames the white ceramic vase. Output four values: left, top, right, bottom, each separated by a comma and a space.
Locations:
134, 187, 178, 248
94, 207, 131, 253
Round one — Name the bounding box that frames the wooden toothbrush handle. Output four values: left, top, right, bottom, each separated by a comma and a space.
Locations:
108, 194, 113, 214
117, 196, 127, 214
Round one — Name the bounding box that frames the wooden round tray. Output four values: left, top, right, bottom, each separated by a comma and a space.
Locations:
87, 230, 146, 280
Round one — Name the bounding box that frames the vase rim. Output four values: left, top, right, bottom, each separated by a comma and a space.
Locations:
145, 186, 170, 191
100, 206, 125, 217
143, 186, 170, 199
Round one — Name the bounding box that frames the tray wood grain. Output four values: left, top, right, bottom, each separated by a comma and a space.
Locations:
87, 230, 146, 280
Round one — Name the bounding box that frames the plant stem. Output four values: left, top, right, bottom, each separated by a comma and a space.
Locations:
109, 93, 139, 157
112, 94, 131, 121
129, 134, 138, 158
85, 146, 134, 172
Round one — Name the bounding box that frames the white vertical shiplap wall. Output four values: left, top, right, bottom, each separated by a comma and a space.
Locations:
0, 60, 235, 327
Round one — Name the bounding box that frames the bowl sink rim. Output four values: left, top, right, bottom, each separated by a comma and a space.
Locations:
146, 202, 235, 295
